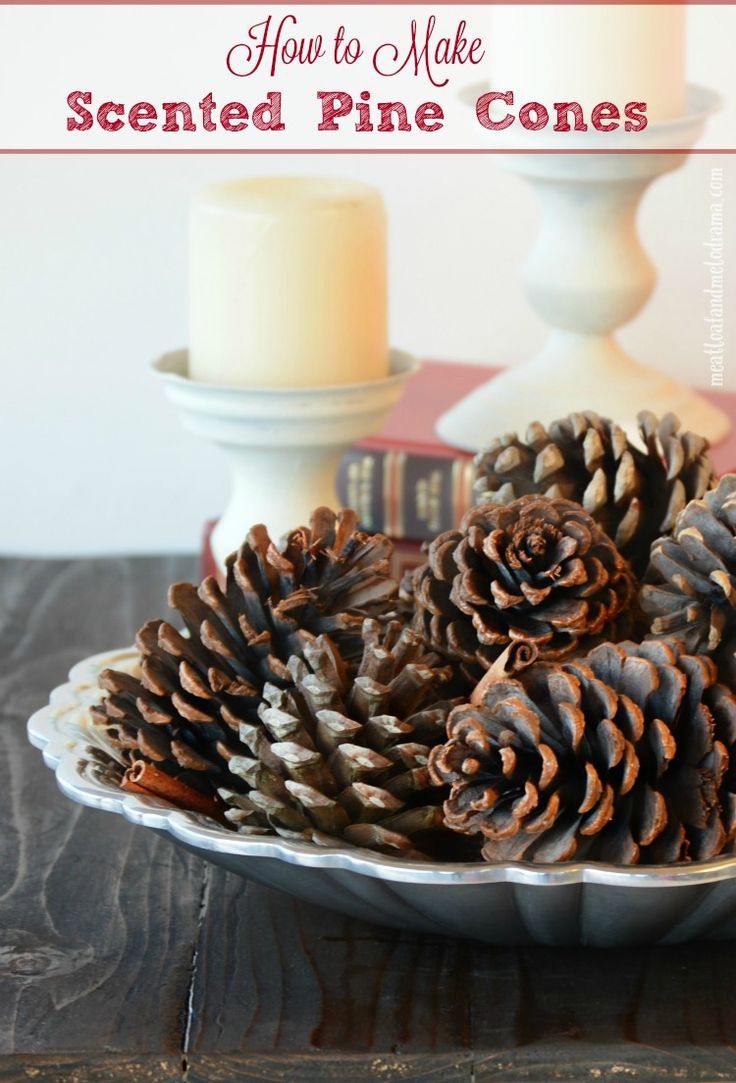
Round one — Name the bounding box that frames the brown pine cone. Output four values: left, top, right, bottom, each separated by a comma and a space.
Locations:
641, 476, 736, 665
248, 505, 399, 661
474, 412, 714, 577
429, 639, 736, 865
91, 507, 399, 807
217, 619, 463, 859
412, 494, 635, 674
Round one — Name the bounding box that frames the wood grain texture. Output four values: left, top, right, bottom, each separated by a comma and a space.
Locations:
0, 1055, 183, 1083
185, 872, 736, 1080
4, 557, 736, 1082
186, 1052, 473, 1082
0, 557, 203, 1077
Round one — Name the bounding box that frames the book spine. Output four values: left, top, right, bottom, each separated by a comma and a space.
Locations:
336, 448, 475, 540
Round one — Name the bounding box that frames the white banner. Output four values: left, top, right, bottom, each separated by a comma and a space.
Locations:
1, 4, 731, 151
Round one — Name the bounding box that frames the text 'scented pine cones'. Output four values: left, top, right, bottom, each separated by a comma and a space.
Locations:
429, 639, 736, 865
473, 412, 714, 577
642, 475, 736, 661
219, 620, 463, 859
91, 507, 398, 803
412, 494, 635, 672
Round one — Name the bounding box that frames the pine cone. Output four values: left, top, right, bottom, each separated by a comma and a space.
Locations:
642, 475, 736, 663
412, 494, 635, 673
429, 639, 736, 865
91, 507, 399, 806
218, 619, 463, 859
474, 412, 714, 577
247, 505, 400, 660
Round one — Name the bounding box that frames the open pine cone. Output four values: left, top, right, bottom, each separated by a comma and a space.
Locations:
412, 494, 635, 674
642, 476, 736, 665
474, 412, 714, 577
242, 505, 399, 661
429, 639, 736, 865
92, 507, 399, 810
218, 619, 463, 859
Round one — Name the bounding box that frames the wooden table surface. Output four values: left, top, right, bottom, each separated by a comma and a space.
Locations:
3, 555, 736, 1083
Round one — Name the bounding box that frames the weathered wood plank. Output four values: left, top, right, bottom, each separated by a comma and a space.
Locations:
186, 1052, 473, 1082
187, 863, 736, 1080
474, 941, 736, 1053
473, 1047, 736, 1082
0, 1054, 183, 1083
0, 556, 204, 1070
186, 1048, 736, 1083
186, 873, 478, 1060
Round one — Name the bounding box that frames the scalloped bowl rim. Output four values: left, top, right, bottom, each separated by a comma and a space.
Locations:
27, 646, 736, 890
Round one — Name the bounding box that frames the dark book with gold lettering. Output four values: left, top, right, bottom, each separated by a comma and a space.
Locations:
336, 360, 484, 540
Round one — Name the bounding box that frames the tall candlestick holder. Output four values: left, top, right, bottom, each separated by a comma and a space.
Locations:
438, 85, 729, 450
153, 349, 419, 570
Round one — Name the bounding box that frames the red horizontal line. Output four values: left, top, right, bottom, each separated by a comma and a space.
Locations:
2, 147, 735, 155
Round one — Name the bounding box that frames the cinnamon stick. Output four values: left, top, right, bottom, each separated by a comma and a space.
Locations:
122, 760, 223, 821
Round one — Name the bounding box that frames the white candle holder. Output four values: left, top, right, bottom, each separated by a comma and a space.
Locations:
153, 349, 419, 570
438, 85, 729, 450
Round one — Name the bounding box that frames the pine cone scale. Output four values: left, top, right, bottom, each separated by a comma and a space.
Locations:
213, 620, 463, 857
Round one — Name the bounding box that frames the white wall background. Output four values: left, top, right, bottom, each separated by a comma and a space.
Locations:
1, 5, 734, 555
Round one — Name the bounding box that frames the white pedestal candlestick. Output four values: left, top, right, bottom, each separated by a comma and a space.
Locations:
154, 349, 419, 570
438, 86, 730, 451
189, 176, 388, 389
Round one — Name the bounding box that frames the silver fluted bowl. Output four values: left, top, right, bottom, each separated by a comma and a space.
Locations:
28, 648, 736, 947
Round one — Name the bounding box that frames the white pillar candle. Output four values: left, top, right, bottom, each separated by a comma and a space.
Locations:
490, 4, 686, 123
189, 176, 389, 388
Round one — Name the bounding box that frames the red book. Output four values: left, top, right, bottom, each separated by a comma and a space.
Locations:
336, 360, 736, 541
